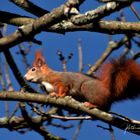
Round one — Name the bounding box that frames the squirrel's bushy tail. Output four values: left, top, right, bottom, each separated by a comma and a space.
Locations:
100, 57, 140, 101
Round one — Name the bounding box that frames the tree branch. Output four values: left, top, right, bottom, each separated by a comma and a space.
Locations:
0, 11, 34, 26
87, 36, 129, 74
0, 91, 140, 135
71, 0, 134, 25
1, 11, 140, 35
3, 49, 35, 92
10, 0, 49, 17
0, 3, 66, 52
20, 102, 65, 140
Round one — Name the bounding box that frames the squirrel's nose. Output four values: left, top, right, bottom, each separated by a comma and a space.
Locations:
24, 74, 28, 80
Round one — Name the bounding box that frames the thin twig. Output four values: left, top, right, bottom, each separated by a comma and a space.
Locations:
4, 62, 11, 118
17, 43, 30, 70
50, 115, 92, 120
57, 50, 67, 72
0, 32, 35, 92
0, 53, 6, 90
50, 122, 73, 130
4, 62, 14, 91
133, 51, 140, 60
109, 125, 115, 140
20, 102, 65, 140
78, 39, 84, 73
87, 36, 129, 75
73, 120, 83, 140
97, 124, 115, 140
3, 49, 36, 92
110, 111, 130, 120
130, 4, 140, 21
9, 102, 20, 120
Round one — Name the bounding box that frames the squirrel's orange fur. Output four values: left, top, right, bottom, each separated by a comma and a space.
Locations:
24, 50, 140, 111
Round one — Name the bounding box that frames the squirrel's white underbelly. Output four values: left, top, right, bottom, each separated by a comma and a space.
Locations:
42, 81, 54, 92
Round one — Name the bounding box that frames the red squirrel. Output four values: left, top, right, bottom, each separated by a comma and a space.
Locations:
24, 50, 140, 111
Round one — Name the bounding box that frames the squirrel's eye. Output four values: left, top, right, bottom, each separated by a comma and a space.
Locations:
32, 67, 36, 71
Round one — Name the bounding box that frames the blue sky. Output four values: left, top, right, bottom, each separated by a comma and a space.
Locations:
0, 0, 140, 140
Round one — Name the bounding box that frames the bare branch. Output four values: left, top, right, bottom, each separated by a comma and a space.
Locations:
20, 102, 65, 140
0, 3, 67, 52
77, 39, 84, 73
0, 91, 140, 135
50, 115, 92, 120
72, 120, 83, 140
130, 4, 140, 21
98, 0, 139, 2
0, 1, 140, 139
0, 55, 6, 90
10, 0, 49, 17
0, 11, 34, 26
1, 11, 140, 35
3, 49, 35, 92
4, 62, 14, 91
71, 0, 134, 25
87, 36, 129, 74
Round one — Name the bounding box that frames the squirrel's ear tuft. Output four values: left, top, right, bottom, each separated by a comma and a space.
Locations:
33, 50, 46, 67
37, 58, 44, 67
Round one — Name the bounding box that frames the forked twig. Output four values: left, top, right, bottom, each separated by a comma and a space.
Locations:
87, 36, 129, 75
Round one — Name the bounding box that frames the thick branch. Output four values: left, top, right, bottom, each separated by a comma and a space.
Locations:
0, 3, 66, 52
49, 20, 140, 34
98, 0, 139, 2
0, 91, 140, 135
10, 0, 49, 17
1, 11, 140, 35
0, 116, 40, 130
71, 0, 134, 25
0, 11, 34, 26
